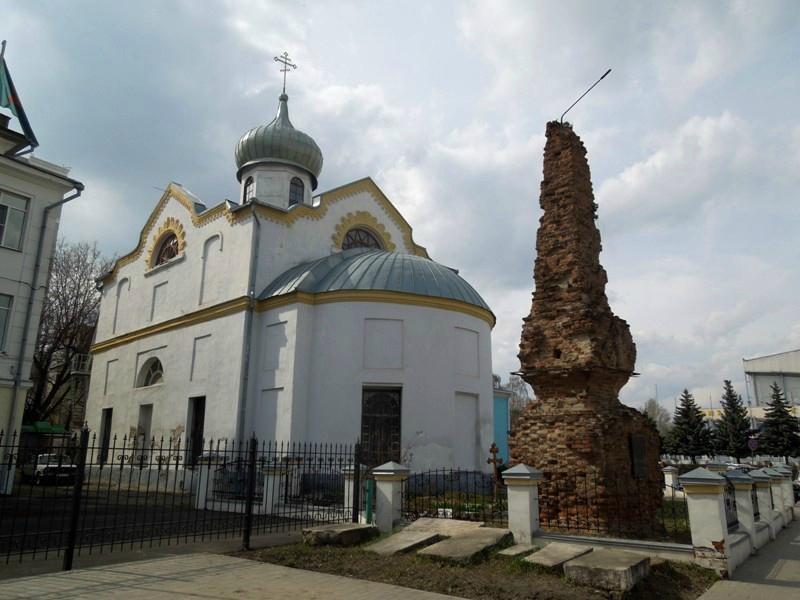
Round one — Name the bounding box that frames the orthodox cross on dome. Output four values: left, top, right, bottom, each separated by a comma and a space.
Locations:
274, 51, 297, 95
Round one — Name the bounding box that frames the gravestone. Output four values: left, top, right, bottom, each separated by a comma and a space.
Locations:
509, 121, 662, 535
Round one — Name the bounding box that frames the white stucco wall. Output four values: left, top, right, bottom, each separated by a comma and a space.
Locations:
94, 197, 253, 344
86, 310, 247, 443
0, 154, 77, 435
249, 300, 494, 471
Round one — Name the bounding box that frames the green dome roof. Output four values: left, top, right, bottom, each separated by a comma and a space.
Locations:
259, 248, 493, 316
235, 94, 323, 189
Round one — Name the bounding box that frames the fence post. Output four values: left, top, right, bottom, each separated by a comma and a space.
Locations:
351, 443, 361, 523
343, 463, 364, 523
373, 461, 409, 533
242, 436, 257, 551
749, 469, 780, 539
763, 468, 789, 527
679, 467, 735, 576
502, 464, 542, 545
727, 470, 760, 550
775, 466, 795, 520
63, 426, 89, 571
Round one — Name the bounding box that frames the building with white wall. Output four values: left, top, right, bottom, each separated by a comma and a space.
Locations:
702, 349, 800, 423
0, 112, 83, 490
85, 91, 496, 470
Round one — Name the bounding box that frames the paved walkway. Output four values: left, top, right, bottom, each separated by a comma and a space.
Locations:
0, 553, 463, 599
699, 518, 800, 600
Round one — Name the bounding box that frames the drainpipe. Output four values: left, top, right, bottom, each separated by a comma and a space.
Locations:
7, 183, 84, 435
235, 210, 260, 442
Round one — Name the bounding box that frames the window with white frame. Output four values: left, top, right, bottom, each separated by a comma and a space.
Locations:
0, 189, 28, 250
0, 294, 12, 351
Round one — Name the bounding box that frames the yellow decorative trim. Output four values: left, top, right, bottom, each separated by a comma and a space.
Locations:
91, 287, 495, 355
753, 481, 771, 488
732, 483, 753, 491
91, 297, 249, 354
373, 473, 408, 482
101, 177, 429, 285
241, 178, 429, 256
681, 484, 725, 495
146, 217, 187, 267
256, 289, 496, 327
331, 211, 396, 252
100, 183, 233, 284
504, 479, 540, 487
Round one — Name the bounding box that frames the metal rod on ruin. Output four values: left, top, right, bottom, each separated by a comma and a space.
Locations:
560, 68, 611, 123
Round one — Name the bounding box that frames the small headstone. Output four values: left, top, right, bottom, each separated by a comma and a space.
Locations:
563, 548, 650, 592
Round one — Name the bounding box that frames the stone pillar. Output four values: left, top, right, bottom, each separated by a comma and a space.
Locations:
763, 468, 788, 526
750, 469, 779, 539
662, 466, 679, 495
775, 466, 794, 519
726, 470, 757, 549
706, 462, 728, 475
502, 464, 543, 545
343, 464, 366, 522
373, 461, 409, 533
262, 466, 287, 514
679, 468, 732, 574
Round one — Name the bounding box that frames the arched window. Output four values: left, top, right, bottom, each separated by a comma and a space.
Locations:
243, 176, 254, 202
289, 177, 304, 206
154, 233, 179, 266
136, 357, 164, 387
342, 227, 382, 250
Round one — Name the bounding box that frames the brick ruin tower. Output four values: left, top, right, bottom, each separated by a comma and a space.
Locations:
509, 121, 662, 536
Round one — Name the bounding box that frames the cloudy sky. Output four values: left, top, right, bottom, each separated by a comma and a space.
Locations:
5, 1, 800, 412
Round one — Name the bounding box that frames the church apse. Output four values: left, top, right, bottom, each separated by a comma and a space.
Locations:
509, 121, 662, 535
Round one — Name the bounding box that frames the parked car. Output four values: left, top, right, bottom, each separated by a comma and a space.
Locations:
22, 454, 77, 485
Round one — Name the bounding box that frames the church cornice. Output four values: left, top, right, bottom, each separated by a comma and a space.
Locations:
256, 289, 495, 327
90, 287, 494, 354
90, 296, 250, 354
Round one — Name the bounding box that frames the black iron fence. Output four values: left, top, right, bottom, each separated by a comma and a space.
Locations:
0, 430, 359, 569
537, 473, 691, 544
401, 469, 508, 527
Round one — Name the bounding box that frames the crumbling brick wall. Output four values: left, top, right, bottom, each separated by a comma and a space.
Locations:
510, 121, 662, 535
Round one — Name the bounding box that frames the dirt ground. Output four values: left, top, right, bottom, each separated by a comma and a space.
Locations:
234, 542, 718, 600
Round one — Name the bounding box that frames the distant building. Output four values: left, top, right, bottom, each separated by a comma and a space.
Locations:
492, 381, 511, 464
701, 349, 800, 423
0, 112, 83, 492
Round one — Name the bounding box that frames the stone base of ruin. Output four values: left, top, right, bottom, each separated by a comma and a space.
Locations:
509, 383, 662, 536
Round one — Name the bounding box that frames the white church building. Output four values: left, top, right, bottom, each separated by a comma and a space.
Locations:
85, 91, 496, 470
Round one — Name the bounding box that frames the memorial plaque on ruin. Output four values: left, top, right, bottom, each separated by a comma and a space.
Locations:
509, 121, 662, 536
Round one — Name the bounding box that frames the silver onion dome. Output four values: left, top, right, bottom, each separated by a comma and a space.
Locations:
235, 93, 323, 189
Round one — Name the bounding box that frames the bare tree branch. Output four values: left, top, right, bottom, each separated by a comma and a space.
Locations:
25, 240, 109, 424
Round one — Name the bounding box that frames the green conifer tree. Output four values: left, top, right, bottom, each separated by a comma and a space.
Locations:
671, 389, 712, 463
759, 382, 800, 461
713, 380, 751, 461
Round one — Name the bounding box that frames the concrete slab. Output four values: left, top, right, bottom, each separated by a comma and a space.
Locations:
563, 548, 650, 592
404, 518, 485, 536
302, 523, 379, 546
417, 528, 512, 564
367, 530, 442, 556
497, 544, 537, 558
525, 542, 593, 569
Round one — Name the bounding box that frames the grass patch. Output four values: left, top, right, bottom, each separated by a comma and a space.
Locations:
233, 541, 717, 599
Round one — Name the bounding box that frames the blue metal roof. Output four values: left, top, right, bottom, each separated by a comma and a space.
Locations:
259, 248, 492, 313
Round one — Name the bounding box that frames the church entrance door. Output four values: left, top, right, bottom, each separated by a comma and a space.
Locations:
361, 388, 401, 469
187, 396, 206, 465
